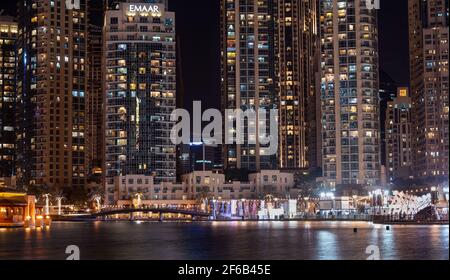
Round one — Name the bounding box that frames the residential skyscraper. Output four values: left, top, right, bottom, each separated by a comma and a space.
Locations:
408, 0, 449, 179
378, 70, 398, 168
385, 88, 413, 182
320, 0, 381, 188
0, 16, 17, 178
103, 1, 176, 203
309, 19, 323, 173
177, 142, 222, 177
16, 0, 89, 190
87, 24, 103, 176
274, 0, 318, 171
84, 0, 105, 181
220, 0, 277, 172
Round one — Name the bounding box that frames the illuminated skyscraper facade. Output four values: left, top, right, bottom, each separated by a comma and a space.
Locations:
103, 1, 176, 203
220, 0, 277, 172
320, 0, 381, 188
87, 24, 103, 175
274, 0, 318, 170
0, 16, 17, 178
16, 0, 89, 190
385, 88, 413, 181
409, 0, 449, 179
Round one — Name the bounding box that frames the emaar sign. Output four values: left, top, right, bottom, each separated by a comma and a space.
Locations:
128, 4, 160, 13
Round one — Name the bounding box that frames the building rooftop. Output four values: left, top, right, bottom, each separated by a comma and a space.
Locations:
0, 196, 28, 207
0, 188, 29, 207
0, 187, 25, 195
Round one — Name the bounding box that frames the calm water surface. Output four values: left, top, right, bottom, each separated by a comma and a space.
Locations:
0, 221, 448, 260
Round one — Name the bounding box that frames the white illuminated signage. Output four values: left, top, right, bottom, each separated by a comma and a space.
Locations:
128, 4, 160, 13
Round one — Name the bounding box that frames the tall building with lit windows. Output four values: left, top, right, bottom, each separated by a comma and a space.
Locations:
220, 0, 277, 172
16, 0, 89, 190
103, 1, 176, 203
408, 0, 449, 179
0, 16, 17, 178
87, 24, 103, 176
274, 0, 318, 170
385, 88, 413, 182
320, 0, 381, 188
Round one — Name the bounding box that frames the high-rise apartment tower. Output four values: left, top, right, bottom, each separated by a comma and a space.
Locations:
16, 0, 90, 190
409, 0, 449, 179
320, 0, 381, 188
103, 1, 176, 203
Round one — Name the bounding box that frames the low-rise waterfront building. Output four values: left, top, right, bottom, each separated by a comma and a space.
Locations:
0, 188, 44, 228
106, 170, 296, 205
249, 170, 295, 197
113, 174, 188, 203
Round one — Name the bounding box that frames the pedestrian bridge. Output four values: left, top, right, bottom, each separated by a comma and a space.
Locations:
88, 207, 211, 218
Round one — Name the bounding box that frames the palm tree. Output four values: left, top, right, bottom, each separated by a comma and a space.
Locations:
89, 188, 104, 212
53, 190, 66, 215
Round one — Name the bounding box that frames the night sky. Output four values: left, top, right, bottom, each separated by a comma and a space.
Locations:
378, 0, 410, 87
1, 0, 409, 110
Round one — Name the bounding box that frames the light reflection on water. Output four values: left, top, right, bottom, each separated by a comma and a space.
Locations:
316, 230, 339, 260
0, 221, 448, 260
